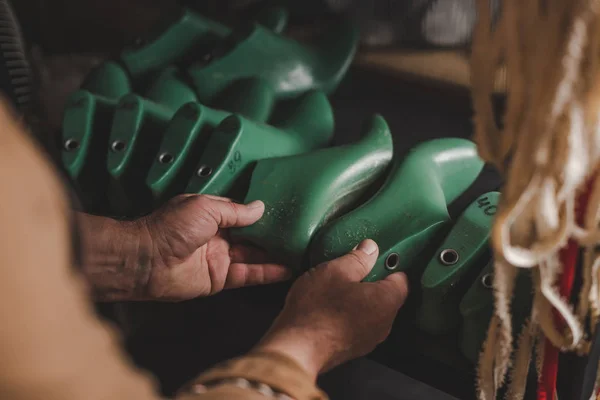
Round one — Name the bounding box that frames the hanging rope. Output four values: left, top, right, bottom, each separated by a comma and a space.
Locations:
471, 0, 600, 398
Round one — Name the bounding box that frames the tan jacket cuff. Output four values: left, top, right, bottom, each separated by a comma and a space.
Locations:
182, 351, 327, 400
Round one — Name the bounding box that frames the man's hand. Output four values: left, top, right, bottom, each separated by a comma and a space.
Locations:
254, 239, 409, 378
142, 194, 291, 300
79, 194, 290, 302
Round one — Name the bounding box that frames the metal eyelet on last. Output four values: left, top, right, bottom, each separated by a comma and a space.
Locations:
111, 140, 126, 152
481, 273, 494, 289
197, 165, 213, 178
439, 249, 459, 266
63, 138, 79, 151
158, 152, 174, 164
385, 253, 400, 271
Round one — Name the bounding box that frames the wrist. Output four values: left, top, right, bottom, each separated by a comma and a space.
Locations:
77, 213, 154, 301
254, 326, 332, 380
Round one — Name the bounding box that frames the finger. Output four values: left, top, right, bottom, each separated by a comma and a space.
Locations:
199, 197, 265, 228
201, 194, 233, 202
176, 193, 232, 202
229, 244, 272, 264
224, 263, 293, 289
326, 239, 379, 282
376, 272, 410, 307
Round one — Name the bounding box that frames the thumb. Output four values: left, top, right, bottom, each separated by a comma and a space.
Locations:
199, 197, 265, 229
327, 239, 379, 282
376, 272, 410, 307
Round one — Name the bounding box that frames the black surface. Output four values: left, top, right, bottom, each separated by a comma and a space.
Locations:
318, 358, 460, 400
579, 321, 600, 400
330, 68, 475, 148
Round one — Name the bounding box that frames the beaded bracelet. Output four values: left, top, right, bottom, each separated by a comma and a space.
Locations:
188, 378, 295, 399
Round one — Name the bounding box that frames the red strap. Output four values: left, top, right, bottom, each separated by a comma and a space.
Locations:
537, 240, 579, 400
538, 181, 594, 400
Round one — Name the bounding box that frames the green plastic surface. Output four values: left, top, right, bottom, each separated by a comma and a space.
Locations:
119, 6, 290, 81
184, 90, 334, 198
310, 139, 485, 282
187, 20, 358, 102
145, 102, 228, 202
146, 81, 302, 202
106, 94, 176, 213
79, 8, 355, 125
62, 72, 332, 215
458, 261, 533, 364
458, 259, 494, 364
231, 115, 394, 271
62, 91, 116, 178
61, 90, 119, 211
145, 71, 275, 120
207, 78, 276, 122
144, 67, 198, 109
82, 62, 132, 100
120, 8, 230, 79
417, 192, 500, 335
80, 9, 284, 102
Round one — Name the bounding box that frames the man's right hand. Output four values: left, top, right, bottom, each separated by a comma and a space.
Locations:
254, 239, 409, 378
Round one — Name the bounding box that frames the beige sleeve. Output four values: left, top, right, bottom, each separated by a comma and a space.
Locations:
0, 101, 326, 400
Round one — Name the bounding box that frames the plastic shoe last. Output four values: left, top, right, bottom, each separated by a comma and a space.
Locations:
417, 192, 500, 335
310, 138, 484, 282
231, 115, 394, 271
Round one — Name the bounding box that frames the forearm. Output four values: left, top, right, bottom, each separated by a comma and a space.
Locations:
77, 212, 153, 302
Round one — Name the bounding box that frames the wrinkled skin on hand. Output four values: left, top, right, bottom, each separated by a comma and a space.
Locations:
255, 239, 409, 377
80, 194, 290, 302
140, 194, 291, 301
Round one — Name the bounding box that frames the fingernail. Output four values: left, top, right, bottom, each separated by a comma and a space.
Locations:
357, 239, 377, 255
247, 200, 264, 209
